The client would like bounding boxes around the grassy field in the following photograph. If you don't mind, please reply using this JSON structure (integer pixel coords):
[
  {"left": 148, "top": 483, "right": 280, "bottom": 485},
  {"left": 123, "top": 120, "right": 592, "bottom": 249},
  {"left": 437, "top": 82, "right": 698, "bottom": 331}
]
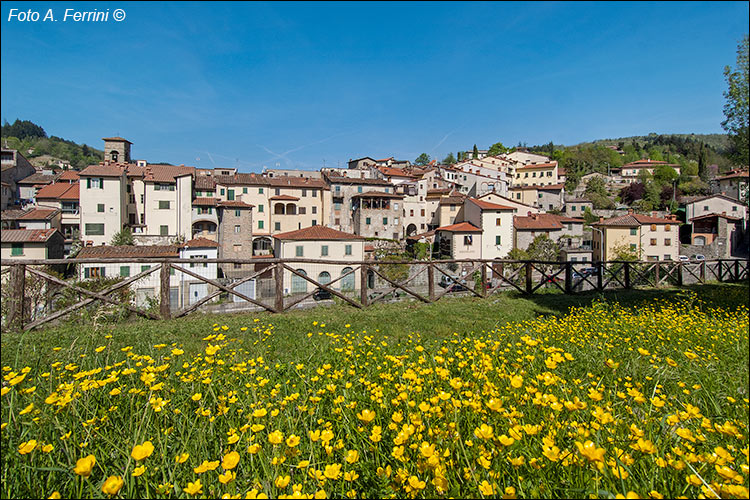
[{"left": 1, "top": 283, "right": 748, "bottom": 498}]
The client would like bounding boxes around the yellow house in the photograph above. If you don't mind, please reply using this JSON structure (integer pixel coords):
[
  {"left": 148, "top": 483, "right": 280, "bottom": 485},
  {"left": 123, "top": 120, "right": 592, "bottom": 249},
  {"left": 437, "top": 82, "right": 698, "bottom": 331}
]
[{"left": 592, "top": 211, "right": 679, "bottom": 262}]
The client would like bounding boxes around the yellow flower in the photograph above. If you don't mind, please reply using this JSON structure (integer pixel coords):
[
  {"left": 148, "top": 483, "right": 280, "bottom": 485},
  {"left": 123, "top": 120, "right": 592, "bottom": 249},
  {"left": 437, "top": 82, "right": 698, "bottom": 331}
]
[
  {"left": 247, "top": 444, "right": 261, "bottom": 454},
  {"left": 408, "top": 476, "right": 426, "bottom": 490},
  {"left": 344, "top": 470, "right": 360, "bottom": 482},
  {"left": 275, "top": 475, "right": 291, "bottom": 488},
  {"left": 227, "top": 434, "right": 240, "bottom": 445},
  {"left": 102, "top": 476, "right": 125, "bottom": 496},
  {"left": 286, "top": 435, "right": 301, "bottom": 448},
  {"left": 48, "top": 492, "right": 61, "bottom": 499},
  {"left": 357, "top": 409, "right": 376, "bottom": 423},
  {"left": 19, "top": 403, "right": 34, "bottom": 415},
  {"left": 74, "top": 454, "right": 96, "bottom": 477},
  {"left": 175, "top": 452, "right": 190, "bottom": 464},
  {"left": 269, "top": 430, "right": 284, "bottom": 445},
  {"left": 575, "top": 440, "right": 606, "bottom": 463},
  {"left": 131, "top": 441, "right": 154, "bottom": 461},
  {"left": 191, "top": 393, "right": 202, "bottom": 402},
  {"left": 324, "top": 463, "right": 342, "bottom": 480},
  {"left": 218, "top": 470, "right": 236, "bottom": 484},
  {"left": 474, "top": 424, "right": 494, "bottom": 440},
  {"left": 253, "top": 408, "right": 267, "bottom": 418},
  {"left": 498, "top": 434, "right": 515, "bottom": 446},
  {"left": 18, "top": 440, "right": 37, "bottom": 454},
  {"left": 605, "top": 358, "right": 620, "bottom": 369},
  {"left": 222, "top": 451, "right": 240, "bottom": 470},
  {"left": 184, "top": 479, "right": 203, "bottom": 496},
  {"left": 510, "top": 375, "right": 523, "bottom": 388},
  {"left": 132, "top": 465, "right": 146, "bottom": 477},
  {"left": 345, "top": 449, "right": 359, "bottom": 464},
  {"left": 42, "top": 444, "right": 54, "bottom": 453},
  {"left": 686, "top": 474, "right": 702, "bottom": 487},
  {"left": 479, "top": 480, "right": 495, "bottom": 495}
]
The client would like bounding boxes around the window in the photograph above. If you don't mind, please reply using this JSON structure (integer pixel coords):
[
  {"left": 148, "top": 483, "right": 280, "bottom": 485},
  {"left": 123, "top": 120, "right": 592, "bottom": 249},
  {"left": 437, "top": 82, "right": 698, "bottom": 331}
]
[
  {"left": 345, "top": 244, "right": 352, "bottom": 256},
  {"left": 665, "top": 224, "right": 671, "bottom": 231},
  {"left": 571, "top": 257, "right": 577, "bottom": 262},
  {"left": 296, "top": 246, "right": 304, "bottom": 257},
  {"left": 630, "top": 244, "right": 637, "bottom": 251},
  {"left": 335, "top": 185, "right": 340, "bottom": 194},
  {"left": 159, "top": 200, "right": 170, "bottom": 209},
  {"left": 197, "top": 207, "right": 212, "bottom": 215},
  {"left": 311, "top": 219, "right": 317, "bottom": 226},
  {"left": 274, "top": 188, "right": 280, "bottom": 196},
  {"left": 630, "top": 228, "right": 637, "bottom": 236},
  {"left": 664, "top": 254, "right": 672, "bottom": 261},
  {"left": 220, "top": 189, "right": 225, "bottom": 195},
  {"left": 258, "top": 204, "right": 264, "bottom": 213},
  {"left": 85, "top": 223, "right": 105, "bottom": 235},
  {"left": 140, "top": 194, "right": 144, "bottom": 204},
  {"left": 274, "top": 222, "right": 281, "bottom": 231},
  {"left": 234, "top": 263, "right": 242, "bottom": 269},
  {"left": 703, "top": 205, "right": 709, "bottom": 211},
  {"left": 243, "top": 187, "right": 248, "bottom": 194},
  {"left": 259, "top": 187, "right": 264, "bottom": 194},
  {"left": 547, "top": 171, "right": 552, "bottom": 177},
  {"left": 394, "top": 203, "right": 399, "bottom": 210},
  {"left": 258, "top": 220, "right": 264, "bottom": 230},
  {"left": 299, "top": 207, "right": 306, "bottom": 215},
  {"left": 464, "top": 235, "right": 473, "bottom": 245},
  {"left": 334, "top": 218, "right": 340, "bottom": 225},
  {"left": 567, "top": 223, "right": 573, "bottom": 230},
  {"left": 321, "top": 245, "right": 328, "bottom": 256},
  {"left": 88, "top": 177, "right": 103, "bottom": 189},
  {"left": 120, "top": 266, "right": 130, "bottom": 277},
  {"left": 383, "top": 217, "right": 388, "bottom": 225},
  {"left": 450, "top": 204, "right": 456, "bottom": 212},
  {"left": 302, "top": 189, "right": 307, "bottom": 197},
  {"left": 334, "top": 202, "right": 342, "bottom": 211},
  {"left": 385, "top": 187, "right": 390, "bottom": 193},
  {"left": 97, "top": 203, "right": 104, "bottom": 213},
  {"left": 410, "top": 209, "right": 414, "bottom": 217},
  {"left": 311, "top": 207, "right": 317, "bottom": 214},
  {"left": 650, "top": 224, "right": 656, "bottom": 231},
  {"left": 227, "top": 189, "right": 235, "bottom": 200},
  {"left": 235, "top": 225, "right": 241, "bottom": 233},
  {"left": 141, "top": 265, "right": 151, "bottom": 272},
  {"left": 366, "top": 217, "right": 371, "bottom": 225},
  {"left": 11, "top": 243, "right": 23, "bottom": 256},
  {"left": 664, "top": 239, "right": 671, "bottom": 246},
  {"left": 650, "top": 238, "right": 657, "bottom": 246},
  {"left": 234, "top": 244, "right": 242, "bottom": 253},
  {"left": 495, "top": 235, "right": 501, "bottom": 245},
  {"left": 140, "top": 214, "right": 145, "bottom": 224},
  {"left": 160, "top": 225, "right": 169, "bottom": 236},
  {"left": 189, "top": 255, "right": 208, "bottom": 268},
  {"left": 732, "top": 206, "right": 738, "bottom": 211},
  {"left": 421, "top": 209, "right": 425, "bottom": 217},
  {"left": 87, "top": 267, "right": 105, "bottom": 278},
  {"left": 129, "top": 195, "right": 135, "bottom": 204}
]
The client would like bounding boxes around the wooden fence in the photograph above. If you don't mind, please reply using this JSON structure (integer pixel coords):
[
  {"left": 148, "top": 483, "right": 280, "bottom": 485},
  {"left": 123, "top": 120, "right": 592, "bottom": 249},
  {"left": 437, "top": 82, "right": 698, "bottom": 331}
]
[{"left": 1, "top": 257, "right": 747, "bottom": 332}]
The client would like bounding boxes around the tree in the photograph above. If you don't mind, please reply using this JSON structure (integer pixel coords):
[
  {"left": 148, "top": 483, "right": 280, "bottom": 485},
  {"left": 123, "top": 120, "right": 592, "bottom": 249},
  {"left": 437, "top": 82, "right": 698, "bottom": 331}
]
[
  {"left": 110, "top": 227, "right": 134, "bottom": 246},
  {"left": 472, "top": 144, "right": 479, "bottom": 158},
  {"left": 620, "top": 182, "right": 646, "bottom": 205},
  {"left": 414, "top": 153, "right": 431, "bottom": 166},
  {"left": 582, "top": 207, "right": 598, "bottom": 226},
  {"left": 722, "top": 35, "right": 749, "bottom": 166},
  {"left": 442, "top": 152, "right": 456, "bottom": 165},
  {"left": 584, "top": 176, "right": 615, "bottom": 209},
  {"left": 652, "top": 165, "right": 679, "bottom": 185},
  {"left": 698, "top": 142, "right": 710, "bottom": 182},
  {"left": 527, "top": 234, "right": 560, "bottom": 263},
  {"left": 488, "top": 142, "right": 509, "bottom": 156},
  {"left": 610, "top": 242, "right": 640, "bottom": 261},
  {"left": 1, "top": 119, "right": 46, "bottom": 140}
]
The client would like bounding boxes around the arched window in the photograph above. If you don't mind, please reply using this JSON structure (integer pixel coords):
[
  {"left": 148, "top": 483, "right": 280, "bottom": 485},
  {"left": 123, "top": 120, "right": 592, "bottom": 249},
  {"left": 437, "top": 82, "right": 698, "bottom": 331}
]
[
  {"left": 111, "top": 151, "right": 118, "bottom": 162},
  {"left": 341, "top": 267, "right": 355, "bottom": 291},
  {"left": 291, "top": 269, "right": 307, "bottom": 294},
  {"left": 274, "top": 203, "right": 285, "bottom": 215},
  {"left": 367, "top": 270, "right": 375, "bottom": 289},
  {"left": 693, "top": 236, "right": 706, "bottom": 246},
  {"left": 286, "top": 203, "right": 297, "bottom": 215},
  {"left": 317, "top": 271, "right": 331, "bottom": 286}
]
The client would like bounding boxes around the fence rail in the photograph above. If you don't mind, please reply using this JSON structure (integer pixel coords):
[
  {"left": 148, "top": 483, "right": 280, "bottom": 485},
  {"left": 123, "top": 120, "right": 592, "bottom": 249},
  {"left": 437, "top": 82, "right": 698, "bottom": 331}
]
[{"left": 1, "top": 257, "right": 747, "bottom": 331}]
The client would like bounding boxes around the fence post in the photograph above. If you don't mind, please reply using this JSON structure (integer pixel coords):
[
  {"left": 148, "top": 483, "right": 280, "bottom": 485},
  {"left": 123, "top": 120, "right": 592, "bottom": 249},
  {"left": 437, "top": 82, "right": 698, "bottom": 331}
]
[
  {"left": 624, "top": 261, "right": 631, "bottom": 289},
  {"left": 525, "top": 262, "right": 533, "bottom": 294},
  {"left": 427, "top": 262, "right": 434, "bottom": 301},
  {"left": 7, "top": 264, "right": 26, "bottom": 330},
  {"left": 160, "top": 261, "right": 171, "bottom": 320},
  {"left": 275, "top": 263, "right": 284, "bottom": 312},
  {"left": 677, "top": 262, "right": 683, "bottom": 287},
  {"left": 596, "top": 261, "right": 603, "bottom": 291},
  {"left": 360, "top": 264, "right": 368, "bottom": 307},
  {"left": 717, "top": 259, "right": 723, "bottom": 282},
  {"left": 480, "top": 262, "right": 487, "bottom": 297},
  {"left": 700, "top": 261, "right": 705, "bottom": 283},
  {"left": 564, "top": 261, "right": 572, "bottom": 294},
  {"left": 654, "top": 262, "right": 660, "bottom": 288},
  {"left": 734, "top": 260, "right": 740, "bottom": 282}
]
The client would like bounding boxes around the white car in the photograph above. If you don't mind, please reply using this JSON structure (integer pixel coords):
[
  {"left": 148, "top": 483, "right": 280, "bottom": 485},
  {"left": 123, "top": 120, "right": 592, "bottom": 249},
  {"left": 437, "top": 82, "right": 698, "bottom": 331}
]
[
  {"left": 694, "top": 254, "right": 705, "bottom": 261},
  {"left": 678, "top": 255, "right": 690, "bottom": 262}
]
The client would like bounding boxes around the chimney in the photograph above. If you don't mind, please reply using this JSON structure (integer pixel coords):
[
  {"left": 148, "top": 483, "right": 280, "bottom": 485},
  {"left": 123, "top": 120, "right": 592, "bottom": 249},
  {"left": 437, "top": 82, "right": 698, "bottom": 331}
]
[
  {"left": 599, "top": 216, "right": 604, "bottom": 223},
  {"left": 652, "top": 211, "right": 657, "bottom": 218},
  {"left": 628, "top": 208, "right": 634, "bottom": 215}
]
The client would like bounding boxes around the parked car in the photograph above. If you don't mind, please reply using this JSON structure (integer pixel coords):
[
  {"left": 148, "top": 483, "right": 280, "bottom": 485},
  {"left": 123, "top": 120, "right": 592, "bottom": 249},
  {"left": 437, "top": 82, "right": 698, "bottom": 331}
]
[
  {"left": 693, "top": 254, "right": 705, "bottom": 261},
  {"left": 438, "top": 275, "right": 459, "bottom": 288},
  {"left": 313, "top": 288, "right": 332, "bottom": 301},
  {"left": 580, "top": 266, "right": 599, "bottom": 276},
  {"left": 678, "top": 255, "right": 690, "bottom": 262}
]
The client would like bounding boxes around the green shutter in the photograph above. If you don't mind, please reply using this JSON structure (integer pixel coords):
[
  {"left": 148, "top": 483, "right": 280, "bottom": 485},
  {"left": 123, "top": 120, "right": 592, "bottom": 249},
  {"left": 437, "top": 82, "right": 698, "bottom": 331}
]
[
  {"left": 258, "top": 220, "right": 264, "bottom": 229},
  {"left": 100, "top": 178, "right": 104, "bottom": 189},
  {"left": 11, "top": 243, "right": 23, "bottom": 256}
]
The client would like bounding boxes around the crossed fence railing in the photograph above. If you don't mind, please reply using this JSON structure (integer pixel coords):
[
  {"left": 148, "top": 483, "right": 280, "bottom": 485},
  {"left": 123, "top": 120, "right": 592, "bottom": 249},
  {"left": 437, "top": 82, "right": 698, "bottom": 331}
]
[{"left": 1, "top": 257, "right": 747, "bottom": 331}]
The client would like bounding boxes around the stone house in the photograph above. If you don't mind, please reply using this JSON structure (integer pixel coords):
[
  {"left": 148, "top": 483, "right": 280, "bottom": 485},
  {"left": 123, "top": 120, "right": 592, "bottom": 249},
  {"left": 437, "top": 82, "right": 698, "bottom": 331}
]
[
  {"left": 1, "top": 228, "right": 65, "bottom": 261},
  {"left": 513, "top": 213, "right": 585, "bottom": 252},
  {"left": 351, "top": 191, "right": 404, "bottom": 239},
  {"left": 592, "top": 211, "right": 679, "bottom": 262}
]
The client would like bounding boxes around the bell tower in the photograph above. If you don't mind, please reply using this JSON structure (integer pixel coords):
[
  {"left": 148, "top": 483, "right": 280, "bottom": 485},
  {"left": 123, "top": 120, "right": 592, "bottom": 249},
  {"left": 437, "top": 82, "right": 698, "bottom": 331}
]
[{"left": 102, "top": 136, "right": 132, "bottom": 164}]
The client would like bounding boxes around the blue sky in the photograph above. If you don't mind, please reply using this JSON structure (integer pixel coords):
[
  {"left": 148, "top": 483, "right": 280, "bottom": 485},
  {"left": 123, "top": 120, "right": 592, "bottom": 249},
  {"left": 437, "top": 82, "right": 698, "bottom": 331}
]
[{"left": 1, "top": 1, "right": 748, "bottom": 172}]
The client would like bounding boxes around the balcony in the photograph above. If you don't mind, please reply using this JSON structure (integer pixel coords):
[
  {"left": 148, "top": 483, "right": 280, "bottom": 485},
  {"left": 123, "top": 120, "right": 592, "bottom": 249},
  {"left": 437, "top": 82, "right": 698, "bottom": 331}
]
[{"left": 191, "top": 208, "right": 218, "bottom": 225}]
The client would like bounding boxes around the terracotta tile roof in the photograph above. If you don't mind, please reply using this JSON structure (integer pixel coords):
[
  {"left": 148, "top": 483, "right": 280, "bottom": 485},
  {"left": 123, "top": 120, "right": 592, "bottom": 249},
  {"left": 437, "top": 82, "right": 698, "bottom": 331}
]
[
  {"left": 192, "top": 197, "right": 219, "bottom": 206},
  {"left": 537, "top": 183, "right": 565, "bottom": 191},
  {"left": 351, "top": 190, "right": 403, "bottom": 199},
  {"left": 426, "top": 188, "right": 452, "bottom": 195},
  {"left": 57, "top": 170, "right": 80, "bottom": 181},
  {"left": 266, "top": 176, "right": 327, "bottom": 189},
  {"left": 1, "top": 228, "right": 60, "bottom": 243},
  {"left": 623, "top": 160, "right": 679, "bottom": 168},
  {"left": 594, "top": 213, "right": 675, "bottom": 227},
  {"left": 77, "top": 245, "right": 180, "bottom": 258},
  {"left": 35, "top": 182, "right": 78, "bottom": 200},
  {"left": 477, "top": 192, "right": 536, "bottom": 209},
  {"left": 689, "top": 213, "right": 743, "bottom": 222},
  {"left": 435, "top": 222, "right": 482, "bottom": 233},
  {"left": 17, "top": 173, "right": 59, "bottom": 185},
  {"left": 218, "top": 200, "right": 254, "bottom": 208},
  {"left": 184, "top": 237, "right": 220, "bottom": 248},
  {"left": 194, "top": 176, "right": 216, "bottom": 190},
  {"left": 716, "top": 170, "right": 749, "bottom": 180},
  {"left": 214, "top": 173, "right": 267, "bottom": 186},
  {"left": 274, "top": 225, "right": 364, "bottom": 241},
  {"left": 517, "top": 161, "right": 558, "bottom": 170},
  {"left": 406, "top": 230, "right": 436, "bottom": 240},
  {"left": 19, "top": 208, "right": 60, "bottom": 220},
  {"left": 102, "top": 137, "right": 133, "bottom": 144},
  {"left": 143, "top": 165, "right": 194, "bottom": 183},
  {"left": 60, "top": 183, "right": 80, "bottom": 201},
  {"left": 467, "top": 198, "right": 515, "bottom": 211},
  {"left": 324, "top": 174, "right": 392, "bottom": 186},
  {"left": 1, "top": 209, "right": 31, "bottom": 221},
  {"left": 686, "top": 193, "right": 743, "bottom": 205},
  {"left": 513, "top": 213, "right": 584, "bottom": 230},
  {"left": 438, "top": 192, "right": 467, "bottom": 205},
  {"left": 378, "top": 166, "right": 418, "bottom": 178},
  {"left": 80, "top": 164, "right": 126, "bottom": 177},
  {"left": 269, "top": 194, "right": 300, "bottom": 201}
]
